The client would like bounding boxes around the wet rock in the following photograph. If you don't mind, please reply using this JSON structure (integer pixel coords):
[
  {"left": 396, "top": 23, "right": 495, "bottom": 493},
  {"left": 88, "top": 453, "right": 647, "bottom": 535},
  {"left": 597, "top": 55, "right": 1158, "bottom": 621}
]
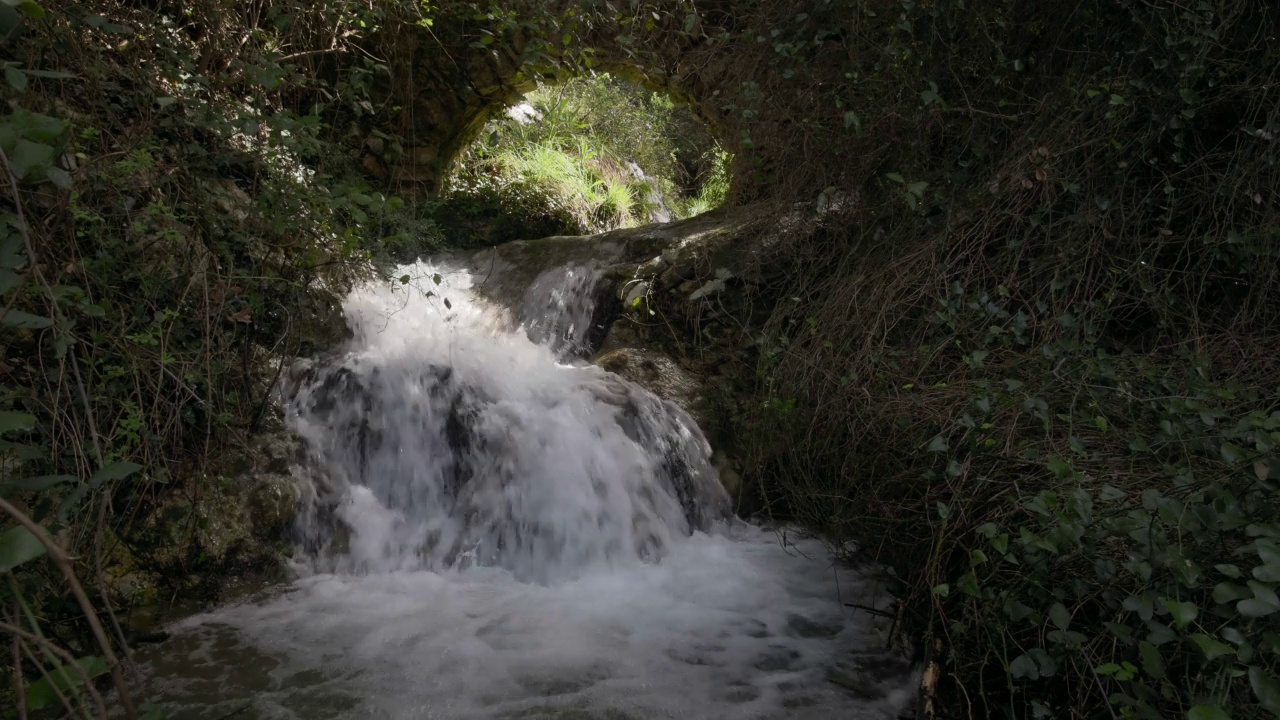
[{"left": 594, "top": 348, "right": 706, "bottom": 425}]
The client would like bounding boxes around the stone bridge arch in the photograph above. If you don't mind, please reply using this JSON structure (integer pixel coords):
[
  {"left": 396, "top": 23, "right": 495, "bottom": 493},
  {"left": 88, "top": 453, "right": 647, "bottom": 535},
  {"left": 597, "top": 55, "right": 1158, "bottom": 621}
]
[{"left": 369, "top": 13, "right": 726, "bottom": 196}]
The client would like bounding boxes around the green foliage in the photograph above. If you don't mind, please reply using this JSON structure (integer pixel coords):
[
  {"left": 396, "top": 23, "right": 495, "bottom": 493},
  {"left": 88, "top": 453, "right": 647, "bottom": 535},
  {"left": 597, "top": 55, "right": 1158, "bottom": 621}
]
[
  {"left": 0, "top": 0, "right": 441, "bottom": 712},
  {"left": 703, "top": 0, "right": 1280, "bottom": 718},
  {"left": 441, "top": 73, "right": 725, "bottom": 244}
]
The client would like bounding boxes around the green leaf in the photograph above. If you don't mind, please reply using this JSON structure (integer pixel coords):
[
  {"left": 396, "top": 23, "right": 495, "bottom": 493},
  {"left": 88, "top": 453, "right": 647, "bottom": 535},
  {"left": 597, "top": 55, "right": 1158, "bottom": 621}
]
[
  {"left": 1100, "top": 484, "right": 1126, "bottom": 501},
  {"left": 23, "top": 70, "right": 73, "bottom": 80},
  {"left": 1046, "top": 457, "right": 1074, "bottom": 478},
  {"left": 842, "top": 111, "right": 861, "bottom": 134},
  {"left": 7, "top": 139, "right": 55, "bottom": 179},
  {"left": 1162, "top": 598, "right": 1198, "bottom": 628},
  {"left": 0, "top": 525, "right": 45, "bottom": 572},
  {"left": 44, "top": 166, "right": 71, "bottom": 189},
  {"left": 1238, "top": 598, "right": 1278, "bottom": 618},
  {"left": 10, "top": 0, "right": 42, "bottom": 19},
  {"left": 432, "top": 273, "right": 442, "bottom": 285},
  {"left": 1188, "top": 705, "right": 1231, "bottom": 720},
  {"left": 1220, "top": 442, "right": 1246, "bottom": 464},
  {"left": 1258, "top": 540, "right": 1280, "bottom": 565},
  {"left": 885, "top": 172, "right": 905, "bottom": 184},
  {"left": 55, "top": 482, "right": 90, "bottom": 522},
  {"left": 1250, "top": 665, "right": 1280, "bottom": 717},
  {"left": 1252, "top": 581, "right": 1280, "bottom": 607},
  {"left": 1216, "top": 564, "right": 1242, "bottom": 578},
  {"left": 399, "top": 274, "right": 411, "bottom": 285},
  {"left": 1214, "top": 582, "right": 1252, "bottom": 604},
  {"left": 2, "top": 474, "right": 75, "bottom": 492},
  {"left": 0, "top": 268, "right": 19, "bottom": 295},
  {"left": 0, "top": 411, "right": 36, "bottom": 433},
  {"left": 8, "top": 110, "right": 65, "bottom": 143},
  {"left": 24, "top": 656, "right": 108, "bottom": 711},
  {"left": 1049, "top": 602, "right": 1070, "bottom": 631},
  {"left": 89, "top": 461, "right": 143, "bottom": 485},
  {"left": 926, "top": 435, "right": 948, "bottom": 452},
  {"left": 932, "top": 583, "right": 949, "bottom": 597},
  {"left": 1139, "top": 640, "right": 1165, "bottom": 679},
  {"left": 0, "top": 309, "right": 52, "bottom": 328},
  {"left": 1009, "top": 653, "right": 1039, "bottom": 680},
  {"left": 5, "top": 66, "right": 26, "bottom": 92},
  {"left": 1254, "top": 564, "right": 1280, "bottom": 583},
  {"left": 1190, "top": 634, "right": 1234, "bottom": 662}
]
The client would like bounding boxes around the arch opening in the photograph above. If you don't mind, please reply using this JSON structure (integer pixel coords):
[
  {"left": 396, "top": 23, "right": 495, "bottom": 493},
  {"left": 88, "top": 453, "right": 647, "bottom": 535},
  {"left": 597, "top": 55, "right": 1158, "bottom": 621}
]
[{"left": 428, "top": 73, "right": 731, "bottom": 247}]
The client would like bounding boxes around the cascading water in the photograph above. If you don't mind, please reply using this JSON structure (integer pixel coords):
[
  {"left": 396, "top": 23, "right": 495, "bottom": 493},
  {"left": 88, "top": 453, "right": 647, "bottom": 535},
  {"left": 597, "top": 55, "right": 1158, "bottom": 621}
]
[{"left": 135, "top": 258, "right": 916, "bottom": 719}]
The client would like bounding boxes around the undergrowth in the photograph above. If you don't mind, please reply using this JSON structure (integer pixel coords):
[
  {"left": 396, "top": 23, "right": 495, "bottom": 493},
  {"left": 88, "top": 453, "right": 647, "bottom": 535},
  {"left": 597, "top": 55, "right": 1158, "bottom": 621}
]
[
  {"left": 0, "top": 0, "right": 436, "bottom": 714},
  {"left": 709, "top": 1, "right": 1280, "bottom": 718}
]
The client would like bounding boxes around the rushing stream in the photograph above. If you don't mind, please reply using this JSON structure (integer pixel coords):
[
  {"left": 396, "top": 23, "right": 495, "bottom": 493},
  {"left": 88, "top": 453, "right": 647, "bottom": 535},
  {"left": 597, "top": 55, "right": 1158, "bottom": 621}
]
[{"left": 135, "top": 258, "right": 916, "bottom": 719}]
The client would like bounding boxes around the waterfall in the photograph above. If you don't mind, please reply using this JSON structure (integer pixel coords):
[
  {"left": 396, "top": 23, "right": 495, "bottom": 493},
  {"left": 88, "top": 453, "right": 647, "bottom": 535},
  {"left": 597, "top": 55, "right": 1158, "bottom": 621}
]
[
  {"left": 135, "top": 256, "right": 915, "bottom": 720},
  {"left": 284, "top": 261, "right": 729, "bottom": 582}
]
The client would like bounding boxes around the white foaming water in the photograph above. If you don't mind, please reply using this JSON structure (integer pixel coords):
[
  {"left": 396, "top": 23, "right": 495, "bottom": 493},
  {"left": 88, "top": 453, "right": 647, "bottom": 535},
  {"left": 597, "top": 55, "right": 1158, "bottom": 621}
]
[{"left": 136, "top": 260, "right": 914, "bottom": 719}]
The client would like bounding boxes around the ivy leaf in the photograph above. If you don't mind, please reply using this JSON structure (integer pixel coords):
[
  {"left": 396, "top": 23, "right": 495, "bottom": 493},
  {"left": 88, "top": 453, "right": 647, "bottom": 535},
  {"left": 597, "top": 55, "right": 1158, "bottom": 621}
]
[
  {"left": 1139, "top": 640, "right": 1165, "bottom": 679},
  {"left": 842, "top": 111, "right": 861, "bottom": 134},
  {"left": 5, "top": 0, "right": 44, "bottom": 19},
  {"left": 1214, "top": 583, "right": 1252, "bottom": 604},
  {"left": 24, "top": 656, "right": 109, "bottom": 711},
  {"left": 8, "top": 139, "right": 55, "bottom": 179},
  {"left": 1238, "top": 598, "right": 1279, "bottom": 618},
  {"left": 1009, "top": 653, "right": 1039, "bottom": 680},
  {"left": 0, "top": 525, "right": 46, "bottom": 572},
  {"left": 1123, "top": 593, "right": 1154, "bottom": 620},
  {"left": 2, "top": 474, "right": 75, "bottom": 492},
  {"left": 89, "top": 461, "right": 143, "bottom": 486},
  {"left": 23, "top": 70, "right": 74, "bottom": 80},
  {"left": 926, "top": 435, "right": 948, "bottom": 452},
  {"left": 0, "top": 268, "right": 19, "bottom": 295},
  {"left": 44, "top": 166, "right": 72, "bottom": 189},
  {"left": 1046, "top": 457, "right": 1074, "bottom": 478},
  {"left": 1188, "top": 706, "right": 1232, "bottom": 720},
  {"left": 0, "top": 411, "right": 36, "bottom": 433},
  {"left": 1250, "top": 665, "right": 1280, "bottom": 717},
  {"left": 1258, "top": 540, "right": 1280, "bottom": 565},
  {"left": 1220, "top": 442, "right": 1246, "bottom": 464},
  {"left": 5, "top": 66, "right": 27, "bottom": 92},
  {"left": 0, "top": 309, "right": 53, "bottom": 328},
  {"left": 1189, "top": 634, "right": 1233, "bottom": 662},
  {"left": 1162, "top": 598, "right": 1198, "bottom": 629},
  {"left": 1049, "top": 602, "right": 1070, "bottom": 631},
  {"left": 9, "top": 109, "right": 65, "bottom": 142},
  {"left": 1254, "top": 564, "right": 1280, "bottom": 583}
]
